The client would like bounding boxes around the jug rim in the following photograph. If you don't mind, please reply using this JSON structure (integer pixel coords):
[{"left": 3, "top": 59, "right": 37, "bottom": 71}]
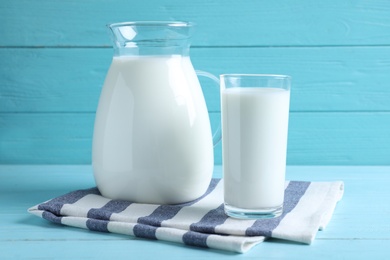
[{"left": 108, "top": 21, "right": 194, "bottom": 29}]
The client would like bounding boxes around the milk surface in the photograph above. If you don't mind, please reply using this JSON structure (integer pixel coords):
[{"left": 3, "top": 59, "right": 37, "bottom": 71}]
[
  {"left": 222, "top": 87, "right": 290, "bottom": 209},
  {"left": 92, "top": 55, "right": 213, "bottom": 204}
]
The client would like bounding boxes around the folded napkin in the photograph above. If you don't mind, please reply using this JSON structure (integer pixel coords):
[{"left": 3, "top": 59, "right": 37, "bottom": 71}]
[{"left": 28, "top": 179, "right": 344, "bottom": 253}]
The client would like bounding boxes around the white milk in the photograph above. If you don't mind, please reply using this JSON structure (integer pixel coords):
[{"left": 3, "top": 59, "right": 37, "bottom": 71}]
[
  {"left": 92, "top": 55, "right": 213, "bottom": 204},
  {"left": 222, "top": 87, "right": 290, "bottom": 209}
]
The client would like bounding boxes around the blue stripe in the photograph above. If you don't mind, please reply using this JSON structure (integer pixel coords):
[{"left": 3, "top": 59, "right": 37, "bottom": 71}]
[
  {"left": 41, "top": 211, "right": 63, "bottom": 224},
  {"left": 87, "top": 200, "right": 133, "bottom": 220},
  {"left": 38, "top": 187, "right": 100, "bottom": 216},
  {"left": 182, "top": 231, "right": 209, "bottom": 248},
  {"left": 86, "top": 219, "right": 110, "bottom": 232},
  {"left": 133, "top": 179, "right": 220, "bottom": 242},
  {"left": 137, "top": 179, "right": 220, "bottom": 227},
  {"left": 189, "top": 203, "right": 227, "bottom": 233},
  {"left": 245, "top": 181, "right": 310, "bottom": 237},
  {"left": 133, "top": 224, "right": 158, "bottom": 240},
  {"left": 86, "top": 200, "right": 133, "bottom": 232}
]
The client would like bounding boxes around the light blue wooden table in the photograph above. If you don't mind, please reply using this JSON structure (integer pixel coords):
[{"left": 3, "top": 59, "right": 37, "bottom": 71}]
[{"left": 1, "top": 165, "right": 389, "bottom": 259}]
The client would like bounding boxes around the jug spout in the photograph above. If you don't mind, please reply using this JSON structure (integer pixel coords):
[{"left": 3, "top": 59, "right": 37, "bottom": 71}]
[{"left": 108, "top": 21, "right": 194, "bottom": 56}]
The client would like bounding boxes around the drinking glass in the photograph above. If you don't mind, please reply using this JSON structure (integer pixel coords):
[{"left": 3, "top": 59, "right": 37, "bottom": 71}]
[{"left": 221, "top": 74, "right": 291, "bottom": 219}]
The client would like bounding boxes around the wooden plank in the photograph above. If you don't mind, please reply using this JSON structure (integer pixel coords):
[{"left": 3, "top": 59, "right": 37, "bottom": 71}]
[
  {"left": 193, "top": 46, "right": 390, "bottom": 112},
  {"left": 1, "top": 112, "right": 389, "bottom": 165},
  {"left": 2, "top": 0, "right": 390, "bottom": 47},
  {"left": 0, "top": 240, "right": 390, "bottom": 260},
  {"left": 1, "top": 239, "right": 389, "bottom": 259},
  {"left": 0, "top": 48, "right": 110, "bottom": 113},
  {"left": 288, "top": 111, "right": 390, "bottom": 165},
  {"left": 1, "top": 165, "right": 390, "bottom": 259},
  {"left": 2, "top": 46, "right": 390, "bottom": 112},
  {"left": 0, "top": 113, "right": 94, "bottom": 164}
]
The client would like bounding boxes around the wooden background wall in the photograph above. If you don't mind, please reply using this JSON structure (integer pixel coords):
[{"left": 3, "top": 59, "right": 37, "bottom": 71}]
[{"left": 1, "top": 0, "right": 390, "bottom": 165}]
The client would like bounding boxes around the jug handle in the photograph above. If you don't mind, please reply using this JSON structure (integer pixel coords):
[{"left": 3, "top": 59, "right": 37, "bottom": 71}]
[{"left": 195, "top": 70, "right": 222, "bottom": 147}]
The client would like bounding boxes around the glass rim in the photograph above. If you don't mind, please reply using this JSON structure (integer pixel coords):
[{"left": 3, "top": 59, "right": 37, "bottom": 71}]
[
  {"left": 108, "top": 21, "right": 194, "bottom": 29},
  {"left": 220, "top": 74, "right": 291, "bottom": 80}
]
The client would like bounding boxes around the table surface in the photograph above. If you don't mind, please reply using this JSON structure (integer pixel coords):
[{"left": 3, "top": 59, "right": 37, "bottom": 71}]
[{"left": 1, "top": 165, "right": 389, "bottom": 259}]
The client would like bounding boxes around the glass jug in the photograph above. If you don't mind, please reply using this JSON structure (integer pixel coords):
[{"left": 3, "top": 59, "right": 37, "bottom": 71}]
[{"left": 92, "top": 21, "right": 220, "bottom": 204}]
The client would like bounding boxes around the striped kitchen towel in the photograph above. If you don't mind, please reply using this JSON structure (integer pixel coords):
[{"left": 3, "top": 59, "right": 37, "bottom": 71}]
[{"left": 28, "top": 179, "right": 344, "bottom": 253}]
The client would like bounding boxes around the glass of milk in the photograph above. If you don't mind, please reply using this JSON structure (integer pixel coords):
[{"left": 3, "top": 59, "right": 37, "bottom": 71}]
[{"left": 221, "top": 74, "right": 291, "bottom": 219}]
